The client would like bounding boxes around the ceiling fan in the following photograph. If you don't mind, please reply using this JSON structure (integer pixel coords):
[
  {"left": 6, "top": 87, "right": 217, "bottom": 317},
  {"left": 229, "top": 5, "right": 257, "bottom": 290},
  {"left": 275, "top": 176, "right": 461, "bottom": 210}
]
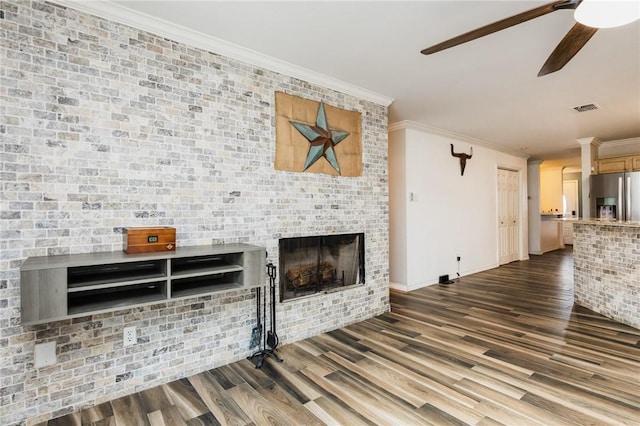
[{"left": 421, "top": 0, "right": 640, "bottom": 77}]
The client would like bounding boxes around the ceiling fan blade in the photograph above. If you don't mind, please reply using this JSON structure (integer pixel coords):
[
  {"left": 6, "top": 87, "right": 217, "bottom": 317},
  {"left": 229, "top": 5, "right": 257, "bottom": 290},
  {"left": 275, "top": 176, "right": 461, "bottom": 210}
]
[
  {"left": 538, "top": 23, "right": 598, "bottom": 76},
  {"left": 421, "top": 0, "right": 580, "bottom": 55}
]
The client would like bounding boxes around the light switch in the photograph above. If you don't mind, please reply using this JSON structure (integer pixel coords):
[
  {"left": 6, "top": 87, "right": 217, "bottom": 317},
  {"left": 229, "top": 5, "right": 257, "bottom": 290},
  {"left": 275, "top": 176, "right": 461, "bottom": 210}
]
[{"left": 34, "top": 341, "right": 56, "bottom": 368}]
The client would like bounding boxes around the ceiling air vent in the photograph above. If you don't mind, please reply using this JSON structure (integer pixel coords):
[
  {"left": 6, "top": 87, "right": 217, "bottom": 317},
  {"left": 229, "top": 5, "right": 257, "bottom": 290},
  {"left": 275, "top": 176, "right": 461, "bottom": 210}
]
[{"left": 573, "top": 103, "right": 599, "bottom": 112}]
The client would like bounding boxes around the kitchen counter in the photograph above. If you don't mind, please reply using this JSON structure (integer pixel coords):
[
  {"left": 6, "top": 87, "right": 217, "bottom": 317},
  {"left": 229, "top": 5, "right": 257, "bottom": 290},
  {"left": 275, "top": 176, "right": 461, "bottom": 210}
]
[
  {"left": 573, "top": 221, "right": 640, "bottom": 329},
  {"left": 551, "top": 217, "right": 578, "bottom": 245},
  {"left": 537, "top": 214, "right": 564, "bottom": 253},
  {"left": 573, "top": 219, "right": 640, "bottom": 228}
]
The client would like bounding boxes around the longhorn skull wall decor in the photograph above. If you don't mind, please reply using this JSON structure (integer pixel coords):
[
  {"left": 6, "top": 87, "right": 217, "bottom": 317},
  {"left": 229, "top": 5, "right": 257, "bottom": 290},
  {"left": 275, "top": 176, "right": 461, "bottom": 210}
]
[{"left": 451, "top": 144, "right": 473, "bottom": 176}]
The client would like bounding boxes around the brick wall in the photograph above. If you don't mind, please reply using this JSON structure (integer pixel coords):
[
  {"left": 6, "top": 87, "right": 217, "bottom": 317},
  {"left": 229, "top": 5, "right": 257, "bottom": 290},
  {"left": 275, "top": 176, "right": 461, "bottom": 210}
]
[
  {"left": 573, "top": 222, "right": 640, "bottom": 329},
  {"left": 0, "top": 2, "right": 390, "bottom": 424}
]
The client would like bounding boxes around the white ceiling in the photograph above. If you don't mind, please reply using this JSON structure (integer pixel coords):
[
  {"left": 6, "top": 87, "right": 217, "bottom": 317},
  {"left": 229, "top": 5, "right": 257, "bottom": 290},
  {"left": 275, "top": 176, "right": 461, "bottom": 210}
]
[{"left": 62, "top": 1, "right": 640, "bottom": 160}]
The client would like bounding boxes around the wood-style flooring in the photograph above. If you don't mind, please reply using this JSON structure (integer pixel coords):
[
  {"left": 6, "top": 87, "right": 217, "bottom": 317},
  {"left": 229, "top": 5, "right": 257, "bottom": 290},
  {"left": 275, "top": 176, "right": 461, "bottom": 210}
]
[{"left": 39, "top": 248, "right": 640, "bottom": 425}]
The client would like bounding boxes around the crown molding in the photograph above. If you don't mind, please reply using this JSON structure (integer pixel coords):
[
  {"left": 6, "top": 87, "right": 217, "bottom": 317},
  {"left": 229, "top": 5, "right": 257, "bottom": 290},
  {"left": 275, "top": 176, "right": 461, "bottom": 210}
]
[
  {"left": 576, "top": 137, "right": 602, "bottom": 147},
  {"left": 49, "top": 0, "right": 394, "bottom": 107},
  {"left": 599, "top": 136, "right": 640, "bottom": 148},
  {"left": 388, "top": 120, "right": 529, "bottom": 159}
]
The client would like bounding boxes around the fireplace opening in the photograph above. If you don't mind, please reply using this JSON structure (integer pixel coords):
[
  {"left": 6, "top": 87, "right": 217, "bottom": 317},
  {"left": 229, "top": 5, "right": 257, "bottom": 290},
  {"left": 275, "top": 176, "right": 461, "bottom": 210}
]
[{"left": 279, "top": 233, "right": 365, "bottom": 302}]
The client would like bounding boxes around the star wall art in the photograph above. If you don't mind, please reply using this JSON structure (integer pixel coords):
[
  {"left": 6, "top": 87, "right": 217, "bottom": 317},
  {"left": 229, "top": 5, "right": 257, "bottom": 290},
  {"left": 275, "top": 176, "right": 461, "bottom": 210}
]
[
  {"left": 290, "top": 102, "right": 349, "bottom": 174},
  {"left": 274, "top": 92, "right": 362, "bottom": 176}
]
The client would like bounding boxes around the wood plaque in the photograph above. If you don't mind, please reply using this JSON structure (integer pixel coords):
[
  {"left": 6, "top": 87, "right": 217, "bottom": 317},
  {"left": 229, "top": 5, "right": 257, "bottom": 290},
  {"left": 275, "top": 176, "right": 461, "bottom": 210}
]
[{"left": 274, "top": 92, "right": 362, "bottom": 176}]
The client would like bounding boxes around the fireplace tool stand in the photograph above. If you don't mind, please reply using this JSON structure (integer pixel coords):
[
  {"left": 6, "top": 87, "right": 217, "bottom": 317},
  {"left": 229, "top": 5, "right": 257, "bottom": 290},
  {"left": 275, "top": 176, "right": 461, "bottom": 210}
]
[{"left": 248, "top": 262, "right": 283, "bottom": 368}]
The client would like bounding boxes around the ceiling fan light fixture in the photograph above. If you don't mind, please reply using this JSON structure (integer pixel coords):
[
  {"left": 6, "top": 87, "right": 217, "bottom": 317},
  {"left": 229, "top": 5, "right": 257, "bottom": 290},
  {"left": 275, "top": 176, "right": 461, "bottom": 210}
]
[{"left": 574, "top": 0, "right": 640, "bottom": 28}]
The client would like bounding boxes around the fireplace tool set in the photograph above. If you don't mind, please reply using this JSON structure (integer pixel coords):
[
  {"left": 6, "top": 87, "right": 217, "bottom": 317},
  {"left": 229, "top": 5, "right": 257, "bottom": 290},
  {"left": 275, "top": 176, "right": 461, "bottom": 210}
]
[{"left": 248, "top": 262, "right": 282, "bottom": 368}]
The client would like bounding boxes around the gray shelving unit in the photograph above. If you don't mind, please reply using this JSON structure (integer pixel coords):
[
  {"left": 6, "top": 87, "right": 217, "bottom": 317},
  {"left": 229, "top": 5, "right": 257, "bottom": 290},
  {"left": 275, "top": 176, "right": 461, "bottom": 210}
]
[{"left": 20, "top": 244, "right": 266, "bottom": 325}]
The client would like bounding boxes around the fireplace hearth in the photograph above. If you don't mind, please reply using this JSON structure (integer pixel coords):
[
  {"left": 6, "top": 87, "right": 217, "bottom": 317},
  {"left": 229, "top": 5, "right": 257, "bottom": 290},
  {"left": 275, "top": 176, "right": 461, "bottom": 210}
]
[{"left": 279, "top": 233, "right": 364, "bottom": 301}]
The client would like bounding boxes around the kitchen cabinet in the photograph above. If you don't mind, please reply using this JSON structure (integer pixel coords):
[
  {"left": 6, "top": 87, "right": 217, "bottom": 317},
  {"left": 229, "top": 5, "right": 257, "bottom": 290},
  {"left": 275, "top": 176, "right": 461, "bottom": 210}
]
[
  {"left": 539, "top": 215, "right": 564, "bottom": 253},
  {"left": 596, "top": 155, "right": 640, "bottom": 174},
  {"left": 562, "top": 221, "right": 574, "bottom": 245},
  {"left": 20, "top": 243, "right": 265, "bottom": 325}
]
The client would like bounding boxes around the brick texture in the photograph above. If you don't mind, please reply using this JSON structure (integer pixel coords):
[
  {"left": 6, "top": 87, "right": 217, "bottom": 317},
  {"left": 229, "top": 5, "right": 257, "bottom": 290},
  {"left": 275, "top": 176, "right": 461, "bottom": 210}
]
[
  {"left": 0, "top": 1, "right": 390, "bottom": 424},
  {"left": 573, "top": 222, "right": 640, "bottom": 329}
]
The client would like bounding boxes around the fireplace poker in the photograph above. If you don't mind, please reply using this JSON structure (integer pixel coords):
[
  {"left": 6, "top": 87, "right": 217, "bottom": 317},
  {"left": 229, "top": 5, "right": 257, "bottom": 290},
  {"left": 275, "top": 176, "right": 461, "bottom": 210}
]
[
  {"left": 266, "top": 262, "right": 279, "bottom": 351},
  {"left": 249, "top": 286, "right": 261, "bottom": 349}
]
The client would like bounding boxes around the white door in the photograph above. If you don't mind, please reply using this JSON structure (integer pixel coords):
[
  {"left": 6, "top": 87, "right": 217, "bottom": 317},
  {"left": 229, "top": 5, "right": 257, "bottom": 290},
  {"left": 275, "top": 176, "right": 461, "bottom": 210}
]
[{"left": 498, "top": 169, "right": 520, "bottom": 265}]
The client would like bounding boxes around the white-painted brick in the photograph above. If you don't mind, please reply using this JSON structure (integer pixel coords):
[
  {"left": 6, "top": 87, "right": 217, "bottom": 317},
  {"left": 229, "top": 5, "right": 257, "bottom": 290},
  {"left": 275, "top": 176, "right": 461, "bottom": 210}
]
[
  {"left": 573, "top": 223, "right": 640, "bottom": 329},
  {"left": 1, "top": 1, "right": 389, "bottom": 424}
]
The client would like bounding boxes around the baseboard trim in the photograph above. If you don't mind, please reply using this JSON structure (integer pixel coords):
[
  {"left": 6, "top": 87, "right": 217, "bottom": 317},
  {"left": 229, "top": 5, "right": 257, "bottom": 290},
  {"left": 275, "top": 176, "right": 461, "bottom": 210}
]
[{"left": 393, "top": 262, "right": 502, "bottom": 292}]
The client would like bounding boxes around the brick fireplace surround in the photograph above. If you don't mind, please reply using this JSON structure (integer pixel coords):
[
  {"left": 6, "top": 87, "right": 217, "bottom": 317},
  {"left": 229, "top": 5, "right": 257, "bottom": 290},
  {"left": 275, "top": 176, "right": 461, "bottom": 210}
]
[{"left": 0, "top": 2, "right": 390, "bottom": 424}]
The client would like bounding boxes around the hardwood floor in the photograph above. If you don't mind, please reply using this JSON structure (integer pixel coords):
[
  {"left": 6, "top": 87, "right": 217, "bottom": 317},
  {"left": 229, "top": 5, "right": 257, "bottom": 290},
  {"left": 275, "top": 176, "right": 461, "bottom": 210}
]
[{"left": 40, "top": 248, "right": 640, "bottom": 425}]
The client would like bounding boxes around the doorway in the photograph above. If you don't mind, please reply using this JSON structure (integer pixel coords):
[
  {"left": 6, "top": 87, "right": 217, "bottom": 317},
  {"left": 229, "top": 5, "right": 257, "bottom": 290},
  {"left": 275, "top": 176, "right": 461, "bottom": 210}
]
[
  {"left": 498, "top": 168, "right": 520, "bottom": 265},
  {"left": 562, "top": 180, "right": 579, "bottom": 217}
]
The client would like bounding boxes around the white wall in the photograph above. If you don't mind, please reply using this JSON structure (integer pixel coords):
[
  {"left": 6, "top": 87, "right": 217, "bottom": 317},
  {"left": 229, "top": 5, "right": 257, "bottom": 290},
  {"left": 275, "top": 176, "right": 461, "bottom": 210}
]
[
  {"left": 540, "top": 166, "right": 563, "bottom": 213},
  {"left": 528, "top": 161, "right": 542, "bottom": 254},
  {"left": 388, "top": 129, "right": 408, "bottom": 287},
  {"left": 389, "top": 123, "right": 528, "bottom": 291}
]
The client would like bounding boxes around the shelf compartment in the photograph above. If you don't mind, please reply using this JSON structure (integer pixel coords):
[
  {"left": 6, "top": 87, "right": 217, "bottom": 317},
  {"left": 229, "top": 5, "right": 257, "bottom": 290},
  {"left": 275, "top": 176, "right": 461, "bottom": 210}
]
[
  {"left": 68, "top": 260, "right": 166, "bottom": 289},
  {"left": 21, "top": 243, "right": 266, "bottom": 325},
  {"left": 171, "top": 253, "right": 243, "bottom": 278},
  {"left": 171, "top": 272, "right": 242, "bottom": 299},
  {"left": 68, "top": 280, "right": 167, "bottom": 315},
  {"left": 67, "top": 277, "right": 167, "bottom": 293}
]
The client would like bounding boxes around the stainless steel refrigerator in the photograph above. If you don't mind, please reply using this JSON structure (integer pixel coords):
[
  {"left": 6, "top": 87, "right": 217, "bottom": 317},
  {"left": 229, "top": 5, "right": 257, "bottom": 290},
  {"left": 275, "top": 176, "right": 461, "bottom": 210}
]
[{"left": 590, "top": 172, "right": 640, "bottom": 221}]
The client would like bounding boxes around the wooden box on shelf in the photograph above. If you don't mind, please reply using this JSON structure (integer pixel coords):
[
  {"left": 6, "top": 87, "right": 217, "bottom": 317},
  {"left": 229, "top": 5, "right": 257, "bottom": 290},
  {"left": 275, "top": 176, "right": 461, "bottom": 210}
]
[{"left": 124, "top": 227, "right": 176, "bottom": 254}]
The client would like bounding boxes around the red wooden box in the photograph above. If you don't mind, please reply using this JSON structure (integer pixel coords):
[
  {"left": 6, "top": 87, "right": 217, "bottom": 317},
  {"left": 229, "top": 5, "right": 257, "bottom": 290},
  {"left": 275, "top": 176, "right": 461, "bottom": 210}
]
[{"left": 123, "top": 227, "right": 176, "bottom": 254}]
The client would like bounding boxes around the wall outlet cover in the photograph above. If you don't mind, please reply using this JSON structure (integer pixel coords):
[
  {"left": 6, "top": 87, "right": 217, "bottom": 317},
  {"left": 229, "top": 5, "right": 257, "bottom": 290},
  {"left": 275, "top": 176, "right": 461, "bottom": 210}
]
[
  {"left": 123, "top": 326, "right": 137, "bottom": 347},
  {"left": 34, "top": 341, "right": 56, "bottom": 368}
]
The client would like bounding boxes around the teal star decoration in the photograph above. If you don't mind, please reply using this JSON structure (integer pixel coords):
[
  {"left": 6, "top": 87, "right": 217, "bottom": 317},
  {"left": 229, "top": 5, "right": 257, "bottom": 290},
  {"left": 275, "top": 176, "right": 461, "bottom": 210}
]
[{"left": 289, "top": 102, "right": 350, "bottom": 174}]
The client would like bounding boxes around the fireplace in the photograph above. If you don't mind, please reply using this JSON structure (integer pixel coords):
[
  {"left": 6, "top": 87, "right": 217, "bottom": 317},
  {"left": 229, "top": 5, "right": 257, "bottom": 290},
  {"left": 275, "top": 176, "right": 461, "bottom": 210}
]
[{"left": 279, "top": 233, "right": 365, "bottom": 301}]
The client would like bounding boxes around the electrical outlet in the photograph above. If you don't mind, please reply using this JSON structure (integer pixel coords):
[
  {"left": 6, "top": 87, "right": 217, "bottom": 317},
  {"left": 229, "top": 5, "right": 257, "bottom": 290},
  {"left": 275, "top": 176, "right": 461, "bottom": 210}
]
[
  {"left": 34, "top": 341, "right": 57, "bottom": 368},
  {"left": 123, "top": 326, "right": 136, "bottom": 347}
]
